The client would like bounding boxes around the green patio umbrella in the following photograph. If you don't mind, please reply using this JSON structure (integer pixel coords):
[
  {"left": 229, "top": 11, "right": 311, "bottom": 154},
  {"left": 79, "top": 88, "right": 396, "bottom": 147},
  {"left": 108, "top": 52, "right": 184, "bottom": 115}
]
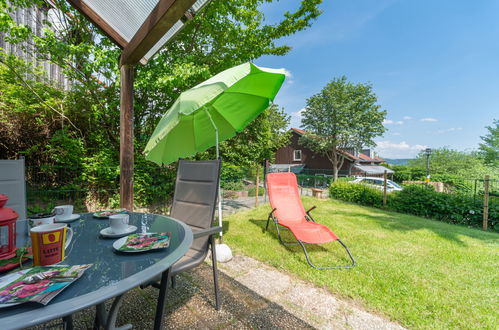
[
  {"left": 144, "top": 62, "right": 286, "bottom": 244},
  {"left": 144, "top": 62, "right": 286, "bottom": 164}
]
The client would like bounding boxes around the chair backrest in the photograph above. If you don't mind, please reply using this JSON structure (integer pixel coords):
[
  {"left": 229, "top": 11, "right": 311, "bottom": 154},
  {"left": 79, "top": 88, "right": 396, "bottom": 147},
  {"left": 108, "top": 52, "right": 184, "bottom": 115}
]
[
  {"left": 170, "top": 159, "right": 221, "bottom": 252},
  {"left": 266, "top": 172, "right": 307, "bottom": 225},
  {"left": 0, "top": 158, "right": 27, "bottom": 221}
]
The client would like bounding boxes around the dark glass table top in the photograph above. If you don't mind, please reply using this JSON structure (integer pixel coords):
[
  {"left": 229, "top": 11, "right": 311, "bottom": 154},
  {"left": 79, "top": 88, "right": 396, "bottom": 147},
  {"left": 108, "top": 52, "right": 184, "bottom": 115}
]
[{"left": 0, "top": 212, "right": 193, "bottom": 329}]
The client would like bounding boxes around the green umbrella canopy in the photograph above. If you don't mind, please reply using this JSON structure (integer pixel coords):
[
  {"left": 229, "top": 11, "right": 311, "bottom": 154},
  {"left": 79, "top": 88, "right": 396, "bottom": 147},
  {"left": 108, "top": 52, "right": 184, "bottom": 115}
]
[{"left": 144, "top": 62, "right": 286, "bottom": 165}]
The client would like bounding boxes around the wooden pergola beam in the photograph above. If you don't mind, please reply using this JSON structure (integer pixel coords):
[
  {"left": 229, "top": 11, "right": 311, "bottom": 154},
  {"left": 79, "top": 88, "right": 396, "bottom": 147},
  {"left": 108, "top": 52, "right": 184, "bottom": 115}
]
[
  {"left": 66, "top": 0, "right": 128, "bottom": 48},
  {"left": 120, "top": 0, "right": 197, "bottom": 66}
]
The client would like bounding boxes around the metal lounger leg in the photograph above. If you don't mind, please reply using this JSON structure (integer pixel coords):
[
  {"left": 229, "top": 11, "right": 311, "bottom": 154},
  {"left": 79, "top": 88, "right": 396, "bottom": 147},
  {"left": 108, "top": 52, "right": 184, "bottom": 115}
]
[
  {"left": 298, "top": 239, "right": 356, "bottom": 269},
  {"left": 273, "top": 222, "right": 301, "bottom": 246},
  {"left": 210, "top": 235, "right": 221, "bottom": 310},
  {"left": 154, "top": 268, "right": 171, "bottom": 330},
  {"left": 265, "top": 208, "right": 277, "bottom": 231}
]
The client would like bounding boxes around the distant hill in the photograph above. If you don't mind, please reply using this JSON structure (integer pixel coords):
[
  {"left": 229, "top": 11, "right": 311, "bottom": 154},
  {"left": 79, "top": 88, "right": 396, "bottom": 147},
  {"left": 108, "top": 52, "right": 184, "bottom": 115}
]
[{"left": 384, "top": 158, "right": 413, "bottom": 166}]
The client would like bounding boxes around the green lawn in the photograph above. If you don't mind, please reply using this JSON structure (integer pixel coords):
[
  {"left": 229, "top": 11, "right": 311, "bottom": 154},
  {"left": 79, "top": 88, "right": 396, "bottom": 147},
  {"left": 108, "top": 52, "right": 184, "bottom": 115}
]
[{"left": 223, "top": 197, "right": 499, "bottom": 329}]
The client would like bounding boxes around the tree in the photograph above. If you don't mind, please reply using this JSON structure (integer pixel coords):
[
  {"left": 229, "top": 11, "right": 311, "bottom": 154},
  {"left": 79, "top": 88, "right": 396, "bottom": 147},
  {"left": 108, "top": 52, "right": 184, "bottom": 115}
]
[
  {"left": 0, "top": 0, "right": 322, "bottom": 167},
  {"left": 479, "top": 119, "right": 498, "bottom": 167},
  {"left": 219, "top": 104, "right": 290, "bottom": 166},
  {"left": 300, "top": 76, "right": 386, "bottom": 181}
]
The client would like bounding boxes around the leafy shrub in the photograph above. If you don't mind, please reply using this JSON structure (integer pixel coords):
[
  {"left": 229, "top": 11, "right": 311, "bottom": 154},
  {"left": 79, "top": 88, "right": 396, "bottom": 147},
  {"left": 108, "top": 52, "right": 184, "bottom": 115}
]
[
  {"left": 247, "top": 186, "right": 264, "bottom": 197},
  {"left": 222, "top": 181, "right": 244, "bottom": 191},
  {"left": 329, "top": 182, "right": 498, "bottom": 231},
  {"left": 329, "top": 181, "right": 383, "bottom": 208},
  {"left": 221, "top": 166, "right": 247, "bottom": 190}
]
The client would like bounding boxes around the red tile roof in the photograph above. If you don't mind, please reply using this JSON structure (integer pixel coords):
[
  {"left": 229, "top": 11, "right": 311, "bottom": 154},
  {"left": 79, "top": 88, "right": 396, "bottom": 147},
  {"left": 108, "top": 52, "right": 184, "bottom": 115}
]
[{"left": 291, "top": 127, "right": 306, "bottom": 135}]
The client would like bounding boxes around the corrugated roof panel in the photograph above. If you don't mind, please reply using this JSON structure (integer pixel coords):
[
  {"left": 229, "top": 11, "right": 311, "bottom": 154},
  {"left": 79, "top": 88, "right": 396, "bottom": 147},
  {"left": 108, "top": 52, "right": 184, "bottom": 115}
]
[
  {"left": 143, "top": 0, "right": 210, "bottom": 60},
  {"left": 144, "top": 19, "right": 184, "bottom": 60},
  {"left": 83, "top": 0, "right": 158, "bottom": 41},
  {"left": 79, "top": 0, "right": 211, "bottom": 63}
]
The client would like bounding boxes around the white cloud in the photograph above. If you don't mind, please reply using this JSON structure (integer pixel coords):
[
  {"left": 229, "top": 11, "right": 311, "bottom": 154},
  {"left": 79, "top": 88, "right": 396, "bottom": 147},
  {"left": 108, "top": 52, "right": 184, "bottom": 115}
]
[
  {"left": 375, "top": 140, "right": 427, "bottom": 158},
  {"left": 403, "top": 116, "right": 413, "bottom": 120},
  {"left": 383, "top": 119, "right": 404, "bottom": 125},
  {"left": 420, "top": 117, "right": 438, "bottom": 122},
  {"left": 437, "top": 127, "right": 462, "bottom": 134},
  {"left": 290, "top": 107, "right": 306, "bottom": 127},
  {"left": 281, "top": 68, "right": 294, "bottom": 86}
]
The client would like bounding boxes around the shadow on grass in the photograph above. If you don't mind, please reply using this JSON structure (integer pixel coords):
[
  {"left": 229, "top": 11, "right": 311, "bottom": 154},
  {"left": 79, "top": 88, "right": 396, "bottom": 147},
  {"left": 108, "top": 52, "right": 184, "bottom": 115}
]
[
  {"left": 248, "top": 218, "right": 355, "bottom": 267},
  {"left": 324, "top": 205, "right": 499, "bottom": 246}
]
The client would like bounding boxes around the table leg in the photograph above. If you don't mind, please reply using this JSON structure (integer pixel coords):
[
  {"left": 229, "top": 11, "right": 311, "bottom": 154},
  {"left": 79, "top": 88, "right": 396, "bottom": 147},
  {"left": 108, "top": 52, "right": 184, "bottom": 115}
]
[
  {"left": 63, "top": 314, "right": 74, "bottom": 330},
  {"left": 154, "top": 268, "right": 171, "bottom": 330},
  {"left": 94, "top": 294, "right": 132, "bottom": 330}
]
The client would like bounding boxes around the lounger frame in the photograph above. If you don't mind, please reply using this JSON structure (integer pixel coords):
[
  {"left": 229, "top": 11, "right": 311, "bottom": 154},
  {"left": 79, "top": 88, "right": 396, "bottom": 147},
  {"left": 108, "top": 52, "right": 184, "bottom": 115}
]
[{"left": 265, "top": 207, "right": 356, "bottom": 269}]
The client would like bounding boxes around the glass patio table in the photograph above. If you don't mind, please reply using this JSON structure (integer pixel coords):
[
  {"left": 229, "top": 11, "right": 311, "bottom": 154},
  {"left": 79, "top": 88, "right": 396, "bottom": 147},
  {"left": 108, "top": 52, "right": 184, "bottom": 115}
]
[{"left": 0, "top": 212, "right": 193, "bottom": 330}]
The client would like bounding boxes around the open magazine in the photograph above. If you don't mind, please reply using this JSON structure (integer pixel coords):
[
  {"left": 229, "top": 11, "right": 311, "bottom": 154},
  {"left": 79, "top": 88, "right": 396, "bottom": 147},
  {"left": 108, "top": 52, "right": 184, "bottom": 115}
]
[{"left": 0, "top": 264, "right": 92, "bottom": 306}]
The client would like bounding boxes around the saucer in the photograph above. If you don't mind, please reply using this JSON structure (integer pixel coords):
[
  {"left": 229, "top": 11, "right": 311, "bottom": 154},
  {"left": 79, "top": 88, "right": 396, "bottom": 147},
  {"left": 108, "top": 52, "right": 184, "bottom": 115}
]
[
  {"left": 100, "top": 225, "right": 137, "bottom": 238},
  {"left": 54, "top": 214, "right": 80, "bottom": 223}
]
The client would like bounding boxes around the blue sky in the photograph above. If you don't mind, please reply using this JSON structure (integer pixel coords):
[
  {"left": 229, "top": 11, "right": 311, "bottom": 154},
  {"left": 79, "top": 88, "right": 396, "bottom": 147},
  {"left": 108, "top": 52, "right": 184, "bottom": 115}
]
[{"left": 254, "top": 0, "right": 499, "bottom": 158}]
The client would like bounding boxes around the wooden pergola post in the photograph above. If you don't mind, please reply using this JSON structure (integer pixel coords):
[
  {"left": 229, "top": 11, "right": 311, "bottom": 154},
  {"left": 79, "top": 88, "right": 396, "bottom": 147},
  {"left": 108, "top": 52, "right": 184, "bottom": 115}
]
[{"left": 120, "top": 65, "right": 134, "bottom": 210}]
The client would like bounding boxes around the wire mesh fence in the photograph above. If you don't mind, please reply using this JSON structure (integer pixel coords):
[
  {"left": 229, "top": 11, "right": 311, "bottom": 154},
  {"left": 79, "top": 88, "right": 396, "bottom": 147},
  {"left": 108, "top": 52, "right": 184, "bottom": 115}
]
[{"left": 25, "top": 165, "right": 498, "bottom": 225}]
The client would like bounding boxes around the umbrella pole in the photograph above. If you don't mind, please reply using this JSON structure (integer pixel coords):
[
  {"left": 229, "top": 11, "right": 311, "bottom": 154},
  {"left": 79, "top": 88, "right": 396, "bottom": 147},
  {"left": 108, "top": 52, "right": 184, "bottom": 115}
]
[{"left": 205, "top": 110, "right": 224, "bottom": 243}]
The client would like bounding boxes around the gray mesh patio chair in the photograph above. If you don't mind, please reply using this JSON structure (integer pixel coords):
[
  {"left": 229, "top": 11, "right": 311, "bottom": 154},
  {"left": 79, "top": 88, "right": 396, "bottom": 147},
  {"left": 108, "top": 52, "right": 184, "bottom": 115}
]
[{"left": 146, "top": 159, "right": 222, "bottom": 310}]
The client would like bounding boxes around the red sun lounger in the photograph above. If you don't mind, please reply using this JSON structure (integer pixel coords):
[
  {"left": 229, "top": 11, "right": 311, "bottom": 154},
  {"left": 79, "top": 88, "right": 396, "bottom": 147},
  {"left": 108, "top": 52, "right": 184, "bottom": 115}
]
[{"left": 265, "top": 172, "right": 355, "bottom": 269}]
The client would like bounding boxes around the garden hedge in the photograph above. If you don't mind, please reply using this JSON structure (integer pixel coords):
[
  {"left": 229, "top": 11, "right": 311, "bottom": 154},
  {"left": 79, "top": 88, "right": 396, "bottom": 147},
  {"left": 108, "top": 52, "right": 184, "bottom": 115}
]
[{"left": 329, "top": 182, "right": 498, "bottom": 231}]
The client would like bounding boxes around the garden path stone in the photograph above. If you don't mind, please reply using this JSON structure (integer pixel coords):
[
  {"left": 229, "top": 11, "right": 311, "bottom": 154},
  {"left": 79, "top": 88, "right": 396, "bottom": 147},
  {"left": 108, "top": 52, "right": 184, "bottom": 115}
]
[{"left": 218, "top": 255, "right": 405, "bottom": 330}]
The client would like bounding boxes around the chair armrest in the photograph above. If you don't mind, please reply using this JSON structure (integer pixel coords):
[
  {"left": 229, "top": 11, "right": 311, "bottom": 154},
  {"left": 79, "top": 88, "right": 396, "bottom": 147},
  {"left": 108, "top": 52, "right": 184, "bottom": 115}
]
[
  {"left": 306, "top": 206, "right": 317, "bottom": 222},
  {"left": 193, "top": 226, "right": 222, "bottom": 239},
  {"left": 306, "top": 206, "right": 317, "bottom": 214}
]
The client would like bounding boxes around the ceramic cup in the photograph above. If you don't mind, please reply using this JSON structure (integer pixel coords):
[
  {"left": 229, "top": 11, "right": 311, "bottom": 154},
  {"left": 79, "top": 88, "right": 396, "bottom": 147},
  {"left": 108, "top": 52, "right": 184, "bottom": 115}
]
[
  {"left": 28, "top": 213, "right": 55, "bottom": 229},
  {"left": 53, "top": 205, "right": 74, "bottom": 221},
  {"left": 30, "top": 223, "right": 73, "bottom": 266},
  {"left": 109, "top": 214, "right": 129, "bottom": 234}
]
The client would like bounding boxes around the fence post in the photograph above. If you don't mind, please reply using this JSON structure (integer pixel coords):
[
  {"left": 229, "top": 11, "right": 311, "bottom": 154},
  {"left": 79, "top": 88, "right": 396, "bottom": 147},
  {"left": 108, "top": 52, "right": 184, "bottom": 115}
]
[
  {"left": 483, "top": 175, "right": 490, "bottom": 231},
  {"left": 383, "top": 170, "right": 388, "bottom": 207},
  {"left": 255, "top": 165, "right": 260, "bottom": 208}
]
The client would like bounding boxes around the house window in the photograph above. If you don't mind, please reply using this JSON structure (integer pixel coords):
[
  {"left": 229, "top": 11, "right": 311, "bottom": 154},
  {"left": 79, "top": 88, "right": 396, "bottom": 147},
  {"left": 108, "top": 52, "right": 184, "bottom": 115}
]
[{"left": 293, "top": 150, "right": 302, "bottom": 161}]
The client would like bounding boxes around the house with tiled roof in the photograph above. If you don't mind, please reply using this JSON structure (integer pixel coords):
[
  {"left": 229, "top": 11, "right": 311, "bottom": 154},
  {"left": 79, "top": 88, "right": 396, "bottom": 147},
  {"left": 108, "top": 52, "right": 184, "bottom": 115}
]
[{"left": 273, "top": 128, "right": 393, "bottom": 177}]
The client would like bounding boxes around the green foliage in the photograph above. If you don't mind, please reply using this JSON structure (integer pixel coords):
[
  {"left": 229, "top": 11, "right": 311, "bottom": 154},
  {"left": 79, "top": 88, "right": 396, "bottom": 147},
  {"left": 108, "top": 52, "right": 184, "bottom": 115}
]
[
  {"left": 220, "top": 104, "right": 291, "bottom": 166},
  {"left": 1, "top": 1, "right": 323, "bottom": 208},
  {"left": 300, "top": 76, "right": 386, "bottom": 180},
  {"left": 407, "top": 148, "right": 491, "bottom": 178},
  {"left": 390, "top": 147, "right": 498, "bottom": 193},
  {"left": 221, "top": 181, "right": 245, "bottom": 192},
  {"left": 329, "top": 182, "right": 498, "bottom": 231},
  {"left": 247, "top": 186, "right": 264, "bottom": 197},
  {"left": 0, "top": 0, "right": 322, "bottom": 166},
  {"left": 220, "top": 166, "right": 247, "bottom": 190},
  {"left": 329, "top": 181, "right": 383, "bottom": 207},
  {"left": 479, "top": 119, "right": 499, "bottom": 167}
]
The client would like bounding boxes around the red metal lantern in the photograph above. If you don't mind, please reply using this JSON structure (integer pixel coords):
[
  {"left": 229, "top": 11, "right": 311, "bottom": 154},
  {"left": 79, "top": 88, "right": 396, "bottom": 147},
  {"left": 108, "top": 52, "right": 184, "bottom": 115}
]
[{"left": 0, "top": 194, "right": 18, "bottom": 260}]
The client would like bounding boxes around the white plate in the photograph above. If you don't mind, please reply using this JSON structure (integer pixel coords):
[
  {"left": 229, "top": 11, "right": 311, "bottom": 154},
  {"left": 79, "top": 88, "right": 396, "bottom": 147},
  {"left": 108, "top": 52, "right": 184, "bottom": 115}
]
[
  {"left": 100, "top": 225, "right": 137, "bottom": 238},
  {"left": 112, "top": 233, "right": 169, "bottom": 253},
  {"left": 54, "top": 214, "right": 80, "bottom": 223},
  {"left": 0, "top": 269, "right": 30, "bottom": 308}
]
